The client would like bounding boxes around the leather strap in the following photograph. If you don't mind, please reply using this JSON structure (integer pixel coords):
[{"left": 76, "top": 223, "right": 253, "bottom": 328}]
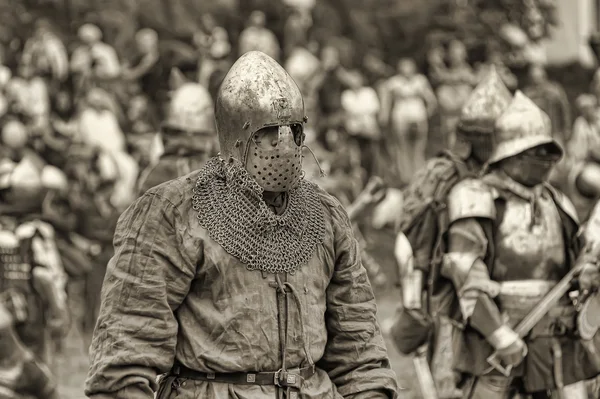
[{"left": 171, "top": 363, "right": 316, "bottom": 390}]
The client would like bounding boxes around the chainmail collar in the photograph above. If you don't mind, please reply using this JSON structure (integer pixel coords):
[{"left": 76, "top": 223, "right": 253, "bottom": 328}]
[{"left": 192, "top": 157, "right": 326, "bottom": 275}]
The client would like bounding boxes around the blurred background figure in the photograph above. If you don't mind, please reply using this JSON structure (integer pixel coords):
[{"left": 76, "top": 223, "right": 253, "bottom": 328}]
[
  {"left": 524, "top": 63, "right": 571, "bottom": 147},
  {"left": 435, "top": 40, "right": 476, "bottom": 148},
  {"left": 341, "top": 70, "right": 381, "bottom": 180},
  {"left": 122, "top": 28, "right": 162, "bottom": 107},
  {"left": 283, "top": 7, "right": 312, "bottom": 58},
  {"left": 137, "top": 69, "right": 217, "bottom": 194},
  {"left": 238, "top": 10, "right": 280, "bottom": 61},
  {"left": 21, "top": 19, "right": 68, "bottom": 86},
  {"left": 379, "top": 57, "right": 436, "bottom": 186},
  {"left": 70, "top": 24, "right": 121, "bottom": 99}
]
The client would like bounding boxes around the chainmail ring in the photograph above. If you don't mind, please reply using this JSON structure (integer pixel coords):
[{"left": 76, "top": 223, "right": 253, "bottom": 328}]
[{"left": 192, "top": 157, "right": 326, "bottom": 275}]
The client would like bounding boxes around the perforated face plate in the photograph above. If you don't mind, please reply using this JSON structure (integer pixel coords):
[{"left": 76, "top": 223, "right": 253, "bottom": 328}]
[{"left": 246, "top": 125, "right": 303, "bottom": 192}]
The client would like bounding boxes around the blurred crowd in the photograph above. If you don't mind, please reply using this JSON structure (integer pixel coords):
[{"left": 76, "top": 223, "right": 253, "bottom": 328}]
[{"left": 3, "top": 2, "right": 600, "bottom": 388}]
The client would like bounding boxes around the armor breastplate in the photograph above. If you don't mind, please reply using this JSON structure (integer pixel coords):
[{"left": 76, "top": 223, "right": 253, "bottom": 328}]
[{"left": 492, "top": 189, "right": 566, "bottom": 282}]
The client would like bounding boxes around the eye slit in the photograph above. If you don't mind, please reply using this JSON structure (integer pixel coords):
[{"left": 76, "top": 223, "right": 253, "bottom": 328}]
[
  {"left": 291, "top": 123, "right": 304, "bottom": 145},
  {"left": 255, "top": 125, "right": 279, "bottom": 143}
]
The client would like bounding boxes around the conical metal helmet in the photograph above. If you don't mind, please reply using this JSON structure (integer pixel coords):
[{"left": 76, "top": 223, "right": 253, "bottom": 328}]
[
  {"left": 215, "top": 51, "right": 305, "bottom": 161},
  {"left": 488, "top": 90, "right": 561, "bottom": 164},
  {"left": 458, "top": 65, "right": 513, "bottom": 134}
]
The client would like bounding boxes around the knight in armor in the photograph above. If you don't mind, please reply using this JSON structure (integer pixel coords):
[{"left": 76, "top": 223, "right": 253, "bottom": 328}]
[
  {"left": 85, "top": 51, "right": 398, "bottom": 399},
  {"left": 391, "top": 67, "right": 512, "bottom": 398},
  {"left": 0, "top": 120, "right": 69, "bottom": 399},
  {"left": 443, "top": 91, "right": 600, "bottom": 398},
  {"left": 137, "top": 69, "right": 218, "bottom": 195}
]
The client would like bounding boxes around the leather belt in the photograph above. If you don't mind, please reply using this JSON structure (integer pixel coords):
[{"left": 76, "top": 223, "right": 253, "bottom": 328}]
[{"left": 171, "top": 363, "right": 317, "bottom": 390}]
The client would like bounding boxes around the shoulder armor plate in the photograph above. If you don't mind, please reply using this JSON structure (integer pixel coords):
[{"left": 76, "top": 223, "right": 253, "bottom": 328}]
[
  {"left": 447, "top": 178, "right": 496, "bottom": 223},
  {"left": 544, "top": 184, "right": 579, "bottom": 226}
]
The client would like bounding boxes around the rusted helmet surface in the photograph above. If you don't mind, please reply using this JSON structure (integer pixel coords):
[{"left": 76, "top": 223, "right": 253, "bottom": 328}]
[{"left": 215, "top": 51, "right": 305, "bottom": 161}]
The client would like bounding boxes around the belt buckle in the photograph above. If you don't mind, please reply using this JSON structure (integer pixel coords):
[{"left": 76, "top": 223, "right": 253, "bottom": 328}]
[
  {"left": 274, "top": 369, "right": 299, "bottom": 388},
  {"left": 274, "top": 369, "right": 283, "bottom": 387}
]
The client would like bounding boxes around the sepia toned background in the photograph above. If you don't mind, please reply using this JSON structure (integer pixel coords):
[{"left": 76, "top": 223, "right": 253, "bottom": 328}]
[{"left": 3, "top": 0, "right": 600, "bottom": 398}]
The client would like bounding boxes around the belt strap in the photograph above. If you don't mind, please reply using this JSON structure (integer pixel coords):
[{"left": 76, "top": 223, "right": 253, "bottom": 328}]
[{"left": 171, "top": 364, "right": 317, "bottom": 390}]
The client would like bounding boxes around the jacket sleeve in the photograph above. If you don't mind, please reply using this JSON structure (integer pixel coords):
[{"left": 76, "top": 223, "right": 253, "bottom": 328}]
[
  {"left": 317, "top": 195, "right": 398, "bottom": 399},
  {"left": 84, "top": 193, "right": 197, "bottom": 399}
]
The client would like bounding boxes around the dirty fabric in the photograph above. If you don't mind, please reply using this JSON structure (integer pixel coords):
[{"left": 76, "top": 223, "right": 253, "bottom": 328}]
[{"left": 85, "top": 171, "right": 397, "bottom": 399}]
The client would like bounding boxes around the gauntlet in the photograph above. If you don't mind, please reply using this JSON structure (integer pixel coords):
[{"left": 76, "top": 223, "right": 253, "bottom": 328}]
[{"left": 487, "top": 325, "right": 527, "bottom": 367}]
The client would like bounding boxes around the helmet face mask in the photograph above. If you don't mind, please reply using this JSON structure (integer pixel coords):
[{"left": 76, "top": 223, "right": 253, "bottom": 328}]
[
  {"left": 500, "top": 143, "right": 562, "bottom": 187},
  {"left": 245, "top": 123, "right": 304, "bottom": 192}
]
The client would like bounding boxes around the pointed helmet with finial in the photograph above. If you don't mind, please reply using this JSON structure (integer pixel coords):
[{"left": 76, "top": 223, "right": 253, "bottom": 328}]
[
  {"left": 454, "top": 66, "right": 513, "bottom": 162},
  {"left": 458, "top": 65, "right": 513, "bottom": 135}
]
